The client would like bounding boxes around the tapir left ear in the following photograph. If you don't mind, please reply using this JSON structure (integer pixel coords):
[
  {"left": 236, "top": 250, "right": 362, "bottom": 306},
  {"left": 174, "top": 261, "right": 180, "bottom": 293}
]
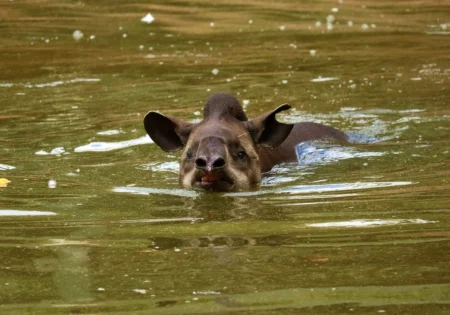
[
  {"left": 244, "top": 104, "right": 294, "bottom": 148},
  {"left": 144, "top": 111, "right": 194, "bottom": 152}
]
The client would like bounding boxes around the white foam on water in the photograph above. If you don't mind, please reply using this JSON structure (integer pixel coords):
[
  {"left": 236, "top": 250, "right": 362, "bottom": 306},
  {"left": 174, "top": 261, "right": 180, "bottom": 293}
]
[
  {"left": 0, "top": 78, "right": 100, "bottom": 89},
  {"left": 311, "top": 76, "right": 338, "bottom": 82},
  {"left": 97, "top": 130, "right": 125, "bottom": 136},
  {"left": 113, "top": 186, "right": 199, "bottom": 198},
  {"left": 0, "top": 164, "right": 15, "bottom": 170},
  {"left": 307, "top": 219, "right": 435, "bottom": 228},
  {"left": 296, "top": 141, "right": 384, "bottom": 165},
  {"left": 137, "top": 161, "right": 179, "bottom": 173},
  {"left": 75, "top": 135, "right": 152, "bottom": 152},
  {"left": 0, "top": 210, "right": 56, "bottom": 216},
  {"left": 141, "top": 13, "right": 155, "bottom": 24},
  {"left": 35, "top": 147, "right": 66, "bottom": 156}
]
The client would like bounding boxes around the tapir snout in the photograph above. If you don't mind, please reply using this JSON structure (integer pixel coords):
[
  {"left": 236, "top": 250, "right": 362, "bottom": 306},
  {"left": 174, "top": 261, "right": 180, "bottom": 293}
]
[{"left": 144, "top": 92, "right": 347, "bottom": 191}]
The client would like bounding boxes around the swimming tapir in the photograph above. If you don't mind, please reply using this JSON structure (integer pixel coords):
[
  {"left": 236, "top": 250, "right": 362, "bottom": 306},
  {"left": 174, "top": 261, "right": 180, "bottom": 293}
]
[{"left": 144, "top": 93, "right": 347, "bottom": 191}]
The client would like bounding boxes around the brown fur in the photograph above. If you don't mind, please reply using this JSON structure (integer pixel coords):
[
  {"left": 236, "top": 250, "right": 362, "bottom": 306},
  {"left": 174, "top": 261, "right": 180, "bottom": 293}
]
[{"left": 144, "top": 93, "right": 347, "bottom": 191}]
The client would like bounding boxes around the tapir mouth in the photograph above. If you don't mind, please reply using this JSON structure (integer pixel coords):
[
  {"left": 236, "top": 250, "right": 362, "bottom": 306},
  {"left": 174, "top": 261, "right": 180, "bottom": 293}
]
[{"left": 195, "top": 170, "right": 234, "bottom": 191}]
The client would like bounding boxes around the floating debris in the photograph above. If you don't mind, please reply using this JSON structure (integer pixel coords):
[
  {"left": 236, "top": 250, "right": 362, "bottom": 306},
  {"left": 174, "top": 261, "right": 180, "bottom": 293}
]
[
  {"left": 72, "top": 30, "right": 84, "bottom": 41},
  {"left": 361, "top": 23, "right": 370, "bottom": 30},
  {"left": 212, "top": 68, "right": 219, "bottom": 75},
  {"left": 48, "top": 179, "right": 57, "bottom": 189},
  {"left": 0, "top": 178, "right": 11, "bottom": 187},
  {"left": 309, "top": 49, "right": 317, "bottom": 56},
  {"left": 141, "top": 13, "right": 155, "bottom": 24}
]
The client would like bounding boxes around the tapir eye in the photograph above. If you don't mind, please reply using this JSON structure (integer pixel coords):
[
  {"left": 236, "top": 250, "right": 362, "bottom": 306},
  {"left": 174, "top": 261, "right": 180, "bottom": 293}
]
[
  {"left": 237, "top": 151, "right": 246, "bottom": 159},
  {"left": 186, "top": 152, "right": 193, "bottom": 160}
]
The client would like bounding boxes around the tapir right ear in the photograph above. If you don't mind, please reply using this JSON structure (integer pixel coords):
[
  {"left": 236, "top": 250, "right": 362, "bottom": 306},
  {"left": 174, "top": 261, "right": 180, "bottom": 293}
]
[{"left": 144, "top": 112, "right": 194, "bottom": 152}]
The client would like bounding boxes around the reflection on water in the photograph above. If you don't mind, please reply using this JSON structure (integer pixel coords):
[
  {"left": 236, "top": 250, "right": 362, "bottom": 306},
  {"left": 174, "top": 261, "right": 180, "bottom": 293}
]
[
  {"left": 1, "top": 0, "right": 449, "bottom": 313},
  {"left": 0, "top": 210, "right": 56, "bottom": 216},
  {"left": 75, "top": 135, "right": 152, "bottom": 152}
]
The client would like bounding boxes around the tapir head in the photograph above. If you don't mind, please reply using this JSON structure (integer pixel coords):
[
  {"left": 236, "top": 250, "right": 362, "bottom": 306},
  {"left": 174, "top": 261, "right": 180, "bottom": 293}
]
[{"left": 144, "top": 93, "right": 293, "bottom": 191}]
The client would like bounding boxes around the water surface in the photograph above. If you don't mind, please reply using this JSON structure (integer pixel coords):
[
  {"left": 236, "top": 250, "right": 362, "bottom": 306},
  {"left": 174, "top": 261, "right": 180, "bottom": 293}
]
[{"left": 1, "top": 1, "right": 449, "bottom": 313}]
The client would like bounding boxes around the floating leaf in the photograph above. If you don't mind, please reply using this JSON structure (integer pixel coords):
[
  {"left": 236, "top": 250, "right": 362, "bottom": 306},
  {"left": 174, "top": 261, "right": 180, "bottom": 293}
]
[{"left": 0, "top": 178, "right": 11, "bottom": 187}]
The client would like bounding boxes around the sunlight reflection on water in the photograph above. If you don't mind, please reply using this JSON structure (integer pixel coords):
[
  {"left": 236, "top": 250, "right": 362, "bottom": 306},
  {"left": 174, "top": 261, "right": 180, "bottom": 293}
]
[{"left": 75, "top": 135, "right": 152, "bottom": 152}]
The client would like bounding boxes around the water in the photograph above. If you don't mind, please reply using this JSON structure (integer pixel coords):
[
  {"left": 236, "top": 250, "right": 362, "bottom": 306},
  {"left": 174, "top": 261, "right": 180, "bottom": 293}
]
[{"left": 1, "top": 1, "right": 449, "bottom": 313}]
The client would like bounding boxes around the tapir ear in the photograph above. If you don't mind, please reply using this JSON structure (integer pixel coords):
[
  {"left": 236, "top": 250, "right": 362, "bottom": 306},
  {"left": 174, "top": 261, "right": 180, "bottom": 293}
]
[
  {"left": 244, "top": 104, "right": 293, "bottom": 148},
  {"left": 143, "top": 112, "right": 194, "bottom": 152}
]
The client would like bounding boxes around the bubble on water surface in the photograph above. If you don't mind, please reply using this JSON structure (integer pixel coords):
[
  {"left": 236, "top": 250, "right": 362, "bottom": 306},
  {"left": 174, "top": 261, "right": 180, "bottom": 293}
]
[
  {"left": 212, "top": 68, "right": 219, "bottom": 75},
  {"left": 309, "top": 49, "right": 317, "bottom": 56},
  {"left": 141, "top": 13, "right": 155, "bottom": 24},
  {"left": 48, "top": 179, "right": 57, "bottom": 189},
  {"left": 0, "top": 210, "right": 56, "bottom": 216},
  {"left": 72, "top": 30, "right": 84, "bottom": 41},
  {"left": 74, "top": 135, "right": 152, "bottom": 152}
]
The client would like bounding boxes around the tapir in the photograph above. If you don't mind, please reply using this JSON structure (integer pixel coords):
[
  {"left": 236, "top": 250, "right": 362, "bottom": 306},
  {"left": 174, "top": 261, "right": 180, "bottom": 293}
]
[{"left": 144, "top": 93, "right": 347, "bottom": 191}]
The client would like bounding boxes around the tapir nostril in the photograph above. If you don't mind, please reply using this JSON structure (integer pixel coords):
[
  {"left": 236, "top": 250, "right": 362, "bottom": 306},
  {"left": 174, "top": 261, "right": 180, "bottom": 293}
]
[
  {"left": 195, "top": 157, "right": 207, "bottom": 169},
  {"left": 212, "top": 157, "right": 225, "bottom": 169}
]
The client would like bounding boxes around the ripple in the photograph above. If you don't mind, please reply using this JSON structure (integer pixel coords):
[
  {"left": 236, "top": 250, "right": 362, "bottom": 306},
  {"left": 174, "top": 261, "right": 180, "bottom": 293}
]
[
  {"left": 113, "top": 186, "right": 199, "bottom": 198},
  {"left": 75, "top": 135, "right": 152, "bottom": 152},
  {"left": 295, "top": 141, "right": 384, "bottom": 165},
  {"left": 307, "top": 219, "right": 435, "bottom": 228},
  {"left": 0, "top": 164, "right": 15, "bottom": 170},
  {"left": 0, "top": 210, "right": 56, "bottom": 216},
  {"left": 0, "top": 78, "right": 100, "bottom": 89},
  {"left": 225, "top": 181, "right": 413, "bottom": 197}
]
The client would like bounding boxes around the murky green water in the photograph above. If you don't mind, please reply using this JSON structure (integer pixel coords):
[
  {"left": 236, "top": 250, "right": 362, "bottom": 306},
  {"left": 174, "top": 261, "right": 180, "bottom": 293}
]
[{"left": 1, "top": 1, "right": 450, "bottom": 313}]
